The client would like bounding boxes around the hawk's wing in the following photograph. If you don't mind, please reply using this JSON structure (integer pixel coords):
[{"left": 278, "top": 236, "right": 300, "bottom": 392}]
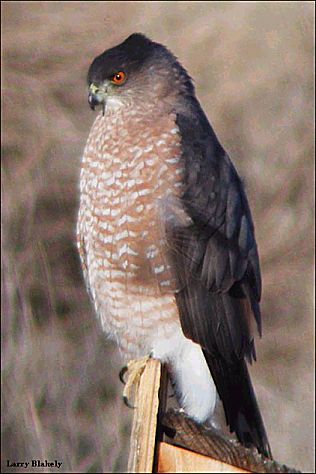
[{"left": 166, "top": 98, "right": 271, "bottom": 458}]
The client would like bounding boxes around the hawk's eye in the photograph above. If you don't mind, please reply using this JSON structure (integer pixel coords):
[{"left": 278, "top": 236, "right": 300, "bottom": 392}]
[{"left": 111, "top": 71, "right": 127, "bottom": 85}]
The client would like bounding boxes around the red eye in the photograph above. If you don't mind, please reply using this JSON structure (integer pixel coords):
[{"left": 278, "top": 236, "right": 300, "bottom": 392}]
[{"left": 112, "top": 71, "right": 126, "bottom": 85}]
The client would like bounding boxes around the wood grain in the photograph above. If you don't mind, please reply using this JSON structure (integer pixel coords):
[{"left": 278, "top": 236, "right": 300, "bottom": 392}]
[
  {"left": 157, "top": 442, "right": 250, "bottom": 473},
  {"left": 127, "top": 358, "right": 161, "bottom": 473},
  {"left": 162, "top": 409, "right": 301, "bottom": 473}
]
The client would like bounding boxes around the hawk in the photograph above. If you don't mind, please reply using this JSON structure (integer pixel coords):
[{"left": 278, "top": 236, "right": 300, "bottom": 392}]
[{"left": 77, "top": 33, "right": 272, "bottom": 458}]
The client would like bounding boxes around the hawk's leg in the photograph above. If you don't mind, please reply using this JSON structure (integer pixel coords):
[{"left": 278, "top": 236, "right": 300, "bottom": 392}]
[{"left": 119, "top": 355, "right": 152, "bottom": 408}]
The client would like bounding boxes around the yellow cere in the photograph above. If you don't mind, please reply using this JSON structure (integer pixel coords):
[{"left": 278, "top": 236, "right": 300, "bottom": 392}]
[{"left": 89, "top": 83, "right": 99, "bottom": 93}]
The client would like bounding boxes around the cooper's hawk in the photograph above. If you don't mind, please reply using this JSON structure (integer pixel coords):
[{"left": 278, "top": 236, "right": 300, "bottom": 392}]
[{"left": 77, "top": 33, "right": 272, "bottom": 458}]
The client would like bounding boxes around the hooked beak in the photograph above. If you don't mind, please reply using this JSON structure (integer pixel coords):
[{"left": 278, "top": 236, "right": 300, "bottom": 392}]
[
  {"left": 88, "top": 92, "right": 101, "bottom": 111},
  {"left": 88, "top": 82, "right": 109, "bottom": 115}
]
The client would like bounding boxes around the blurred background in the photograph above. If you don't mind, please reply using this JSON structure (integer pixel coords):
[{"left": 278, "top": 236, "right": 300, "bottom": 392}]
[{"left": 1, "top": 1, "right": 314, "bottom": 472}]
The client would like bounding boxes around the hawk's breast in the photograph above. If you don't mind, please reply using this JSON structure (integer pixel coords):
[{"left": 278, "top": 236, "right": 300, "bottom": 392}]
[{"left": 77, "top": 108, "right": 187, "bottom": 354}]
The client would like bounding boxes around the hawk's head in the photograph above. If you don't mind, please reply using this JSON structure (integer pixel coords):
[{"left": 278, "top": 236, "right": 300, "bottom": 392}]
[{"left": 87, "top": 33, "right": 194, "bottom": 114}]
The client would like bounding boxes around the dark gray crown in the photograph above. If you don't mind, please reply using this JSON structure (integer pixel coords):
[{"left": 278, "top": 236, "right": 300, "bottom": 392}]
[{"left": 87, "top": 33, "right": 160, "bottom": 84}]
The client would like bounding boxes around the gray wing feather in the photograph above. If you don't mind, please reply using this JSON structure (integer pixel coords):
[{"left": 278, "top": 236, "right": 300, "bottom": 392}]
[
  {"left": 165, "top": 97, "right": 271, "bottom": 458},
  {"left": 167, "top": 102, "right": 261, "bottom": 361}
]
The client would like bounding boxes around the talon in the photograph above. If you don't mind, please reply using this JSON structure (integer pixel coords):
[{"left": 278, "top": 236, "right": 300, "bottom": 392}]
[
  {"left": 120, "top": 355, "right": 151, "bottom": 410},
  {"left": 119, "top": 366, "right": 128, "bottom": 385},
  {"left": 123, "top": 395, "right": 135, "bottom": 409}
]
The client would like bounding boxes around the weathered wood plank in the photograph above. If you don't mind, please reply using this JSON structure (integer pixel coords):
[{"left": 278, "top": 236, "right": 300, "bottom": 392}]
[
  {"left": 157, "top": 442, "right": 250, "bottom": 473},
  {"left": 127, "top": 358, "right": 161, "bottom": 473},
  {"left": 162, "top": 409, "right": 301, "bottom": 473}
]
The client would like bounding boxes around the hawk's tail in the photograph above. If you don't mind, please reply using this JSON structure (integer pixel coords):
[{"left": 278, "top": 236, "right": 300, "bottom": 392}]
[{"left": 203, "top": 349, "right": 272, "bottom": 459}]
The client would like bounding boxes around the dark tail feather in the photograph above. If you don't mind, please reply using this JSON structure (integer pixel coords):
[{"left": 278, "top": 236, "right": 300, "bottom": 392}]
[{"left": 203, "top": 349, "right": 272, "bottom": 459}]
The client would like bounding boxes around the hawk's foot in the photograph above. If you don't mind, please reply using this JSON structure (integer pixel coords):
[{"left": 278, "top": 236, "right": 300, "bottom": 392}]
[{"left": 120, "top": 355, "right": 151, "bottom": 409}]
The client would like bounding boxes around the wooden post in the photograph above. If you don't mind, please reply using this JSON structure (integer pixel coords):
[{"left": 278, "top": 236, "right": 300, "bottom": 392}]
[
  {"left": 157, "top": 442, "right": 250, "bottom": 473},
  {"left": 127, "top": 358, "right": 161, "bottom": 473},
  {"left": 127, "top": 359, "right": 300, "bottom": 474}
]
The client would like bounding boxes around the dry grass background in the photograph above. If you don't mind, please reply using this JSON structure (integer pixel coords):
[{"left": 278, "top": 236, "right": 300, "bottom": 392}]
[{"left": 1, "top": 1, "right": 315, "bottom": 472}]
